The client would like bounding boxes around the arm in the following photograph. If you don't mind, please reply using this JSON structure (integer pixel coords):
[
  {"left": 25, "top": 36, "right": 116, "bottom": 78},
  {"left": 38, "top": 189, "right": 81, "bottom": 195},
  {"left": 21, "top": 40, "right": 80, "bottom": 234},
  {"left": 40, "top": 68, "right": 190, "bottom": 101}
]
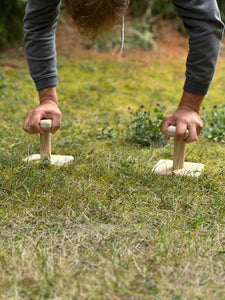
[
  {"left": 23, "top": 0, "right": 62, "bottom": 134},
  {"left": 162, "top": 0, "right": 224, "bottom": 142}
]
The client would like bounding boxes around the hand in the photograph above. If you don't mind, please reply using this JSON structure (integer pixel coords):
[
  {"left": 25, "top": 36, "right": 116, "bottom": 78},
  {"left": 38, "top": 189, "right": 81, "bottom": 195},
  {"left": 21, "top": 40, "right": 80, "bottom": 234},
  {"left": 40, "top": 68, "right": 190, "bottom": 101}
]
[
  {"left": 161, "top": 91, "right": 204, "bottom": 143},
  {"left": 23, "top": 87, "right": 62, "bottom": 134}
]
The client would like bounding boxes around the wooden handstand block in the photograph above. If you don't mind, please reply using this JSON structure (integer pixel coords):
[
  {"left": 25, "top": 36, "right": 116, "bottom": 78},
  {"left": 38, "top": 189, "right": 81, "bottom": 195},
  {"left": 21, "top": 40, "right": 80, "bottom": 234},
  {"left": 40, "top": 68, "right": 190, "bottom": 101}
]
[
  {"left": 152, "top": 125, "right": 204, "bottom": 177},
  {"left": 24, "top": 119, "right": 74, "bottom": 166}
]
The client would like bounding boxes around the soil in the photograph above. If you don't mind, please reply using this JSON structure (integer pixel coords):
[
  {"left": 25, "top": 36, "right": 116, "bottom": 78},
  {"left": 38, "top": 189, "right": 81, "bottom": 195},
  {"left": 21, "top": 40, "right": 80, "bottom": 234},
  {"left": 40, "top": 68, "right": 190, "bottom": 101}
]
[
  {"left": 55, "top": 13, "right": 189, "bottom": 61},
  {"left": 1, "top": 13, "right": 225, "bottom": 64}
]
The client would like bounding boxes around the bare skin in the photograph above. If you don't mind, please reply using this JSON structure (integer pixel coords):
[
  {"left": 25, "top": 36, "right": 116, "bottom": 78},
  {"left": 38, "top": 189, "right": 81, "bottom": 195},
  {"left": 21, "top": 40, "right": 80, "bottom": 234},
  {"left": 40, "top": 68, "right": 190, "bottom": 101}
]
[
  {"left": 23, "top": 88, "right": 203, "bottom": 144},
  {"left": 23, "top": 87, "right": 62, "bottom": 134},
  {"left": 161, "top": 91, "right": 204, "bottom": 143}
]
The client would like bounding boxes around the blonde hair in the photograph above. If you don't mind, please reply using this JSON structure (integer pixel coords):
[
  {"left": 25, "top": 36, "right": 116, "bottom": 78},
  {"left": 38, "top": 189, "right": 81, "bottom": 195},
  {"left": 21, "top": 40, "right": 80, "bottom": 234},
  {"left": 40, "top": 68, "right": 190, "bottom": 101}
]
[{"left": 64, "top": 0, "right": 129, "bottom": 39}]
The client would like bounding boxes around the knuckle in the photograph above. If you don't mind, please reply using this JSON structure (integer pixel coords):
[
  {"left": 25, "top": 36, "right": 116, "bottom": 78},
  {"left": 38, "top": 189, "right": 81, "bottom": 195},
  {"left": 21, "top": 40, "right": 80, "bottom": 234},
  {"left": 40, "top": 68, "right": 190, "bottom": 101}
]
[
  {"left": 179, "top": 117, "right": 188, "bottom": 124},
  {"left": 176, "top": 130, "right": 185, "bottom": 138},
  {"left": 29, "top": 123, "right": 39, "bottom": 132},
  {"left": 164, "top": 115, "right": 171, "bottom": 121}
]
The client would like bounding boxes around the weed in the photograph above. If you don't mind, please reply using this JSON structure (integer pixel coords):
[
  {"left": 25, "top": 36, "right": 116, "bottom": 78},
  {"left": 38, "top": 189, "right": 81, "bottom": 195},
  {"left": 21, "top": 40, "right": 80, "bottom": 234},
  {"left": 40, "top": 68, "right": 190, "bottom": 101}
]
[
  {"left": 97, "top": 126, "right": 118, "bottom": 140},
  {"left": 119, "top": 159, "right": 133, "bottom": 179},
  {"left": 84, "top": 22, "right": 155, "bottom": 52},
  {"left": 97, "top": 105, "right": 166, "bottom": 148},
  {"left": 125, "top": 105, "right": 166, "bottom": 147},
  {"left": 201, "top": 105, "right": 225, "bottom": 143}
]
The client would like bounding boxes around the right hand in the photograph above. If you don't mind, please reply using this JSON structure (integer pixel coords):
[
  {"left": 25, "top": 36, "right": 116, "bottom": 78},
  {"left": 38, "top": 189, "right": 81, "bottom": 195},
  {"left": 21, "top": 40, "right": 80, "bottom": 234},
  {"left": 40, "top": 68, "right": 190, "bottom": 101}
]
[
  {"left": 23, "top": 87, "right": 62, "bottom": 135},
  {"left": 161, "top": 106, "right": 203, "bottom": 143},
  {"left": 161, "top": 91, "right": 204, "bottom": 143}
]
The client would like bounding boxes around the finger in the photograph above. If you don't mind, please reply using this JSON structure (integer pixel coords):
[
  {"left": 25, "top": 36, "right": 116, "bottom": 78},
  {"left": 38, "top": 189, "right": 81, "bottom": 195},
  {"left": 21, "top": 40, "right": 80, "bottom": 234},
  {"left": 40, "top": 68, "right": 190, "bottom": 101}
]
[
  {"left": 197, "top": 120, "right": 203, "bottom": 136},
  {"left": 28, "top": 110, "right": 45, "bottom": 134},
  {"left": 175, "top": 122, "right": 188, "bottom": 142},
  {"left": 184, "top": 125, "right": 198, "bottom": 144},
  {"left": 161, "top": 114, "right": 175, "bottom": 135},
  {"left": 23, "top": 120, "right": 31, "bottom": 134},
  {"left": 23, "top": 116, "right": 30, "bottom": 133},
  {"left": 23, "top": 111, "right": 35, "bottom": 134},
  {"left": 51, "top": 111, "right": 62, "bottom": 134},
  {"left": 185, "top": 119, "right": 203, "bottom": 143}
]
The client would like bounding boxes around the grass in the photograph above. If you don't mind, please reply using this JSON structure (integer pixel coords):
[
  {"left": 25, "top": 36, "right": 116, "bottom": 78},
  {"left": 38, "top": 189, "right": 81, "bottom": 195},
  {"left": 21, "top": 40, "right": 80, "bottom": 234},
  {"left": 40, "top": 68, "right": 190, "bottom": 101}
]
[{"left": 0, "top": 42, "right": 225, "bottom": 299}]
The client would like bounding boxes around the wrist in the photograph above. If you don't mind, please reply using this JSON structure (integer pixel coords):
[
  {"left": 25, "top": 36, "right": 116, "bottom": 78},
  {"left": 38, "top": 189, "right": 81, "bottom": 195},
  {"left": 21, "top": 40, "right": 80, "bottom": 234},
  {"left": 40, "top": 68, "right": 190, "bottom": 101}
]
[
  {"left": 178, "top": 91, "right": 204, "bottom": 114},
  {"left": 39, "top": 87, "right": 58, "bottom": 105}
]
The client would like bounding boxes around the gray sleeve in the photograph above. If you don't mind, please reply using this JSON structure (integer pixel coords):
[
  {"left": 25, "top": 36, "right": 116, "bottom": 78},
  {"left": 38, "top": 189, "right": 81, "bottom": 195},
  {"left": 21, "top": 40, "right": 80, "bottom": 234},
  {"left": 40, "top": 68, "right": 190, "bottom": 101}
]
[
  {"left": 23, "top": 0, "right": 61, "bottom": 91},
  {"left": 173, "top": 0, "right": 224, "bottom": 95}
]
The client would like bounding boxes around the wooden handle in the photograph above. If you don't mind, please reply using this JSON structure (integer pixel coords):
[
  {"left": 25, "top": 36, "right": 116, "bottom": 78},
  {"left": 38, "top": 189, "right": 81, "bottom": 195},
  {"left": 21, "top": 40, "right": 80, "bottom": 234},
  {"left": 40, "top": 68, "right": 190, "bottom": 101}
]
[
  {"left": 40, "top": 119, "right": 52, "bottom": 131},
  {"left": 166, "top": 125, "right": 189, "bottom": 170},
  {"left": 173, "top": 141, "right": 185, "bottom": 169},
  {"left": 40, "top": 119, "right": 52, "bottom": 160},
  {"left": 166, "top": 125, "right": 189, "bottom": 139}
]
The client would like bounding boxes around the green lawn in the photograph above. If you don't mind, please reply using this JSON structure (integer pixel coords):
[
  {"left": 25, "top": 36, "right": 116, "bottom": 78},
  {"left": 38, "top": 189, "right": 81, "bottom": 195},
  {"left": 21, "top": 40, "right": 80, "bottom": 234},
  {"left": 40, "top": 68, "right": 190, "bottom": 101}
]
[{"left": 0, "top": 44, "right": 224, "bottom": 299}]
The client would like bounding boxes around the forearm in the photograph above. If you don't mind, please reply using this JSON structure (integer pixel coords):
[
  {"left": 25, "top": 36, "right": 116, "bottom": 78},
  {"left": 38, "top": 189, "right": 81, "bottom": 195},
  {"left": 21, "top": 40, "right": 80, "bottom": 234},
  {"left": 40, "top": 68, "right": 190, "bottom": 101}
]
[
  {"left": 173, "top": 0, "right": 224, "bottom": 95},
  {"left": 23, "top": 0, "right": 61, "bottom": 91},
  {"left": 39, "top": 87, "right": 58, "bottom": 105},
  {"left": 178, "top": 91, "right": 204, "bottom": 113}
]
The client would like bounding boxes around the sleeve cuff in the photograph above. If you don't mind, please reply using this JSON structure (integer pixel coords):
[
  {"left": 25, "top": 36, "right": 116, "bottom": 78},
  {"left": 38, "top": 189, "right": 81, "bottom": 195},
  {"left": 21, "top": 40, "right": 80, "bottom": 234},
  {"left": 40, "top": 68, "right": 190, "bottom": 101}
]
[
  {"left": 183, "top": 79, "right": 209, "bottom": 95},
  {"left": 35, "top": 77, "right": 57, "bottom": 91}
]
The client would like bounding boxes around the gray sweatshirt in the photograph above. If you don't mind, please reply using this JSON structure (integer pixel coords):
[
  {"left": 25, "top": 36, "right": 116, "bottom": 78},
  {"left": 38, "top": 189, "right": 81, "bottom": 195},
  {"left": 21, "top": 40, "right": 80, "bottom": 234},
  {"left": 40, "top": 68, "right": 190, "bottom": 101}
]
[{"left": 24, "top": 0, "right": 224, "bottom": 95}]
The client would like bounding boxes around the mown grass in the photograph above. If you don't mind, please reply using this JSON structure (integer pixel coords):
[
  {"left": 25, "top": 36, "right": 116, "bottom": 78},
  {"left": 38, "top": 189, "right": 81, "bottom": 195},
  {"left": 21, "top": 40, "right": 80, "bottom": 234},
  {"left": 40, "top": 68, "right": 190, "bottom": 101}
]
[{"left": 0, "top": 45, "right": 224, "bottom": 300}]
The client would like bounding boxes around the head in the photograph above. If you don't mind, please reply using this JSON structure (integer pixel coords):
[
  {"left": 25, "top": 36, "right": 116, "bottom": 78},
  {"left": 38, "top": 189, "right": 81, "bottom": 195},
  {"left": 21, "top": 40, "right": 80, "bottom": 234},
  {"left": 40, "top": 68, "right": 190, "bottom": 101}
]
[{"left": 64, "top": 0, "right": 129, "bottom": 39}]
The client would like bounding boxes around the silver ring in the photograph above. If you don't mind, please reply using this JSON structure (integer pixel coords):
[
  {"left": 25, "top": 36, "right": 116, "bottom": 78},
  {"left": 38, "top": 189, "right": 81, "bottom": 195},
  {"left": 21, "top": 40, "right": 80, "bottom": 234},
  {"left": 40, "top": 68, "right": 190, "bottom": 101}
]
[{"left": 184, "top": 129, "right": 189, "bottom": 139}]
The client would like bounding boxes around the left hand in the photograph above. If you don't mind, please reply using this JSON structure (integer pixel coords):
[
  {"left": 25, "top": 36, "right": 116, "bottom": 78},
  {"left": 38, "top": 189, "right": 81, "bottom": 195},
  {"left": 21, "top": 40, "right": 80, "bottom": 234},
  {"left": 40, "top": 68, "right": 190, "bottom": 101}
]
[
  {"left": 23, "top": 87, "right": 61, "bottom": 135},
  {"left": 23, "top": 100, "right": 61, "bottom": 135}
]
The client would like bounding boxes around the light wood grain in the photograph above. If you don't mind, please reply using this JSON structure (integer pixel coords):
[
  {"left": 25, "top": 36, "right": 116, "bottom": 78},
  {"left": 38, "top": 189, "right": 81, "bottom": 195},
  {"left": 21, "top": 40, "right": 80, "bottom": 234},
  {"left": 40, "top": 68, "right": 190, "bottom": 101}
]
[
  {"left": 40, "top": 119, "right": 52, "bottom": 160},
  {"left": 24, "top": 119, "right": 74, "bottom": 166},
  {"left": 166, "top": 125, "right": 189, "bottom": 139},
  {"left": 173, "top": 140, "right": 185, "bottom": 169},
  {"left": 152, "top": 125, "right": 204, "bottom": 177},
  {"left": 166, "top": 125, "right": 189, "bottom": 170}
]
